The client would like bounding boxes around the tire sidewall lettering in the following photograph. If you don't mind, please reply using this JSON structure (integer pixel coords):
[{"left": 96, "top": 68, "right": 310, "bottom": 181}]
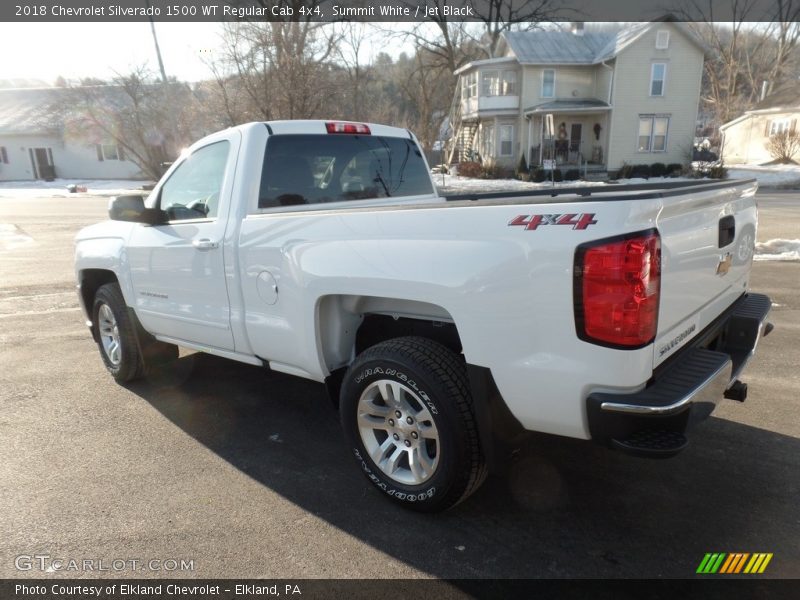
[
  {"left": 352, "top": 447, "right": 437, "bottom": 503},
  {"left": 354, "top": 367, "right": 438, "bottom": 416}
]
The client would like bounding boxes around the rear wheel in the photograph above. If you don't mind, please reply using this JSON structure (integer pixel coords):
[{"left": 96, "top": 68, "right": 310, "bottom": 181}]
[
  {"left": 340, "top": 336, "right": 487, "bottom": 512},
  {"left": 93, "top": 283, "right": 177, "bottom": 383}
]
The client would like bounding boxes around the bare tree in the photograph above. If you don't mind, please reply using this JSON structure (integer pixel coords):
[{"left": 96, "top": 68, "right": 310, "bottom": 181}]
[
  {"left": 397, "top": 49, "right": 453, "bottom": 151},
  {"left": 765, "top": 130, "right": 800, "bottom": 163},
  {"left": 681, "top": 0, "right": 800, "bottom": 130},
  {"left": 335, "top": 22, "right": 375, "bottom": 120},
  {"left": 468, "top": 0, "right": 568, "bottom": 58},
  {"left": 57, "top": 68, "right": 199, "bottom": 179}
]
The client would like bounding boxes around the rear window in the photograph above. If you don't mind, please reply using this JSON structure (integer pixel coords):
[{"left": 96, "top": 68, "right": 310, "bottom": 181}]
[{"left": 258, "top": 134, "right": 433, "bottom": 209}]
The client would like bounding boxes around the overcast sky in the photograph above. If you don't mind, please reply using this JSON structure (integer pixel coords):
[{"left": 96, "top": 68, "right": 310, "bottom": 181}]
[{"left": 0, "top": 22, "right": 416, "bottom": 85}]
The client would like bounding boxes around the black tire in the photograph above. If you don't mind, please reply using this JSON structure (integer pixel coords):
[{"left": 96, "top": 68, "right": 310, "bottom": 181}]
[
  {"left": 340, "top": 336, "right": 487, "bottom": 512},
  {"left": 92, "top": 283, "right": 178, "bottom": 383}
]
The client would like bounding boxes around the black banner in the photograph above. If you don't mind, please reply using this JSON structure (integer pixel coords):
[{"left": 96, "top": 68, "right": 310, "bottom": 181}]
[
  {"left": 2, "top": 579, "right": 799, "bottom": 600},
  {"left": 0, "top": 0, "right": 793, "bottom": 23}
]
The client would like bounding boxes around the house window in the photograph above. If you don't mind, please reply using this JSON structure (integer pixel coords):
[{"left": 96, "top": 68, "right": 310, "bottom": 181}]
[
  {"left": 502, "top": 70, "right": 517, "bottom": 95},
  {"left": 462, "top": 72, "right": 477, "bottom": 99},
  {"left": 650, "top": 63, "right": 666, "bottom": 96},
  {"left": 768, "top": 118, "right": 791, "bottom": 136},
  {"left": 481, "top": 70, "right": 517, "bottom": 96},
  {"left": 542, "top": 69, "right": 555, "bottom": 98},
  {"left": 96, "top": 143, "right": 123, "bottom": 161},
  {"left": 638, "top": 115, "right": 670, "bottom": 152},
  {"left": 499, "top": 125, "right": 514, "bottom": 156},
  {"left": 482, "top": 124, "right": 495, "bottom": 157},
  {"left": 656, "top": 30, "right": 670, "bottom": 49},
  {"left": 482, "top": 71, "right": 498, "bottom": 96},
  {"left": 0, "top": 146, "right": 8, "bottom": 164}
]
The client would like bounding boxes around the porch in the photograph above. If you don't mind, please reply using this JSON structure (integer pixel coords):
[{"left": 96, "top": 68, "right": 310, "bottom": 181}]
[{"left": 523, "top": 99, "right": 611, "bottom": 171}]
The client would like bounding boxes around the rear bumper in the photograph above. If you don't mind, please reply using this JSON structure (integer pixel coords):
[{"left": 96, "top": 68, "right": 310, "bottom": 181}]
[{"left": 586, "top": 293, "right": 772, "bottom": 457}]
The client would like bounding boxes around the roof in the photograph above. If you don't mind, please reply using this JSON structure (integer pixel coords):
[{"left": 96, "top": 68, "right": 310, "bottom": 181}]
[
  {"left": 751, "top": 82, "right": 800, "bottom": 112},
  {"left": 504, "top": 31, "right": 613, "bottom": 65},
  {"left": 0, "top": 87, "right": 61, "bottom": 135},
  {"left": 720, "top": 82, "right": 800, "bottom": 130},
  {"left": 524, "top": 99, "right": 611, "bottom": 114},
  {"left": 461, "top": 19, "right": 707, "bottom": 73}
]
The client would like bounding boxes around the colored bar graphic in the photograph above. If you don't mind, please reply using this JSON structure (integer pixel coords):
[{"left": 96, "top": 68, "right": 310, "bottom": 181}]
[
  {"left": 734, "top": 553, "right": 750, "bottom": 573},
  {"left": 699, "top": 552, "right": 772, "bottom": 574}
]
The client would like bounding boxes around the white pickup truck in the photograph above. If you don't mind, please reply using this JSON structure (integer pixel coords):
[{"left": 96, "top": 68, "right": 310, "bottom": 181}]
[{"left": 75, "top": 120, "right": 772, "bottom": 511}]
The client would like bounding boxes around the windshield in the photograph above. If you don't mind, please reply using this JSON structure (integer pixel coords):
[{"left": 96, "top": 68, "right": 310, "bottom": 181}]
[{"left": 258, "top": 134, "right": 433, "bottom": 209}]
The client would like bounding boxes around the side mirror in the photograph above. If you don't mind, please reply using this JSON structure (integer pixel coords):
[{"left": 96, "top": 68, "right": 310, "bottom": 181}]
[{"left": 108, "top": 195, "right": 165, "bottom": 225}]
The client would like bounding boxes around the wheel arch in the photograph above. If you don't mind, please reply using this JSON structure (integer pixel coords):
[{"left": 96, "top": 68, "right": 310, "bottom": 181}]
[
  {"left": 78, "top": 269, "right": 120, "bottom": 342},
  {"left": 316, "top": 294, "right": 462, "bottom": 371}
]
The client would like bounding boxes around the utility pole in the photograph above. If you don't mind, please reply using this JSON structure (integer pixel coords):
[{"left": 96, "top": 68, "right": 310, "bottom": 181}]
[{"left": 145, "top": 0, "right": 168, "bottom": 83}]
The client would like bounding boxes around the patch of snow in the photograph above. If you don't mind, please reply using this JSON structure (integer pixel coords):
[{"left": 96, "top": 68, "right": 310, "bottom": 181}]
[
  {"left": 0, "top": 178, "right": 153, "bottom": 198},
  {"left": 754, "top": 238, "right": 800, "bottom": 262},
  {"left": 433, "top": 173, "right": 703, "bottom": 195},
  {"left": 434, "top": 173, "right": 608, "bottom": 195},
  {"left": 726, "top": 164, "right": 800, "bottom": 188},
  {"left": 0, "top": 223, "right": 36, "bottom": 250}
]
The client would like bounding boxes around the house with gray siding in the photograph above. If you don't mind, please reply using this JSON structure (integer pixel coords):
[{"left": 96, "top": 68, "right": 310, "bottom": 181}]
[
  {"left": 0, "top": 87, "right": 144, "bottom": 181},
  {"left": 447, "top": 19, "right": 706, "bottom": 175}
]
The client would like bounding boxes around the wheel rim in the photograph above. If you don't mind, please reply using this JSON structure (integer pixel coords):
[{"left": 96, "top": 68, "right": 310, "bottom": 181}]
[
  {"left": 357, "top": 379, "right": 440, "bottom": 486},
  {"left": 98, "top": 303, "right": 121, "bottom": 367}
]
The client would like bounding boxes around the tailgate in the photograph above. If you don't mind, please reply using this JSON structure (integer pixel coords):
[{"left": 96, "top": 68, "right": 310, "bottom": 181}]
[{"left": 653, "top": 180, "right": 758, "bottom": 367}]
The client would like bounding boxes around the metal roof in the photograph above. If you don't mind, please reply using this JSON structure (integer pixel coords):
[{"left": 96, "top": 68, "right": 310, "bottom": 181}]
[
  {"left": 751, "top": 82, "right": 800, "bottom": 112},
  {"left": 504, "top": 30, "right": 613, "bottom": 65},
  {"left": 491, "top": 20, "right": 707, "bottom": 69},
  {"left": 0, "top": 88, "right": 61, "bottom": 135}
]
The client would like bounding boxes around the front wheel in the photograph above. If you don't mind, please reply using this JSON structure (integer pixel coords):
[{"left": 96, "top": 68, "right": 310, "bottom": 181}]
[
  {"left": 340, "top": 337, "right": 487, "bottom": 512},
  {"left": 93, "top": 283, "right": 178, "bottom": 383}
]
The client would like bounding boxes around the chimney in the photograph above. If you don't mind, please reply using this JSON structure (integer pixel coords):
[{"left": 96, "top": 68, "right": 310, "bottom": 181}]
[{"left": 571, "top": 22, "right": 585, "bottom": 36}]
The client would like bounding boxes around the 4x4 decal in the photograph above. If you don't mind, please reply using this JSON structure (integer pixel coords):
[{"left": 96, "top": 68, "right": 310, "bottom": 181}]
[{"left": 509, "top": 213, "right": 598, "bottom": 231}]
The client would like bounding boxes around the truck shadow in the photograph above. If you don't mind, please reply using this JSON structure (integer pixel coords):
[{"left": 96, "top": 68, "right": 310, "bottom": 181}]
[{"left": 127, "top": 353, "right": 799, "bottom": 579}]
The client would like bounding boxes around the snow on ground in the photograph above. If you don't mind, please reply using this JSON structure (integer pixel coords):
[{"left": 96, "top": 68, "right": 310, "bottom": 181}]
[
  {"left": 0, "top": 179, "right": 153, "bottom": 198},
  {"left": 434, "top": 173, "right": 609, "bottom": 194},
  {"left": 434, "top": 173, "right": 704, "bottom": 194},
  {"left": 0, "top": 223, "right": 36, "bottom": 250},
  {"left": 754, "top": 239, "right": 800, "bottom": 262},
  {"left": 726, "top": 164, "right": 800, "bottom": 188}
]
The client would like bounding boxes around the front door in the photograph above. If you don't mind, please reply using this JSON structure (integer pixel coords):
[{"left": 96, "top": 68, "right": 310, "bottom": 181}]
[
  {"left": 569, "top": 124, "right": 583, "bottom": 160},
  {"left": 31, "top": 147, "right": 55, "bottom": 180},
  {"left": 126, "top": 131, "right": 241, "bottom": 351}
]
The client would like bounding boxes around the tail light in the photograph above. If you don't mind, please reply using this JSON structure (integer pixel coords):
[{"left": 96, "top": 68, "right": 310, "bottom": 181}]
[
  {"left": 325, "top": 122, "right": 371, "bottom": 134},
  {"left": 574, "top": 229, "right": 661, "bottom": 348}
]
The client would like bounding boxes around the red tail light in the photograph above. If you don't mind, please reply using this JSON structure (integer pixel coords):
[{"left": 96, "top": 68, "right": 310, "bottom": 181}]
[
  {"left": 574, "top": 230, "right": 661, "bottom": 348},
  {"left": 325, "top": 121, "right": 371, "bottom": 134}
]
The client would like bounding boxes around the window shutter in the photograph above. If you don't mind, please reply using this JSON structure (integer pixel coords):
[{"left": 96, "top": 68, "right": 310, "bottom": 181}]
[
  {"left": 96, "top": 144, "right": 104, "bottom": 161},
  {"left": 118, "top": 145, "right": 125, "bottom": 161}
]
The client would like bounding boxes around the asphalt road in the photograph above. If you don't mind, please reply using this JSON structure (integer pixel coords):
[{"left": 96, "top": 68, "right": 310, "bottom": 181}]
[{"left": 0, "top": 189, "right": 798, "bottom": 580}]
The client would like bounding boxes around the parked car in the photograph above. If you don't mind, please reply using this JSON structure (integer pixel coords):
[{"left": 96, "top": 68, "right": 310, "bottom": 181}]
[{"left": 74, "top": 121, "right": 772, "bottom": 511}]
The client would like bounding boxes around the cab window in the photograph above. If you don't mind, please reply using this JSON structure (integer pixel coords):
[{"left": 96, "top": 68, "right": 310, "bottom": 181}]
[{"left": 159, "top": 141, "right": 230, "bottom": 221}]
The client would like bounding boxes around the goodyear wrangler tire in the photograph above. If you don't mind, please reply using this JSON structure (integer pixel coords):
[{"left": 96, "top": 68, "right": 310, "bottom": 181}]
[
  {"left": 340, "top": 336, "right": 487, "bottom": 512},
  {"left": 93, "top": 283, "right": 145, "bottom": 383},
  {"left": 93, "top": 283, "right": 178, "bottom": 383}
]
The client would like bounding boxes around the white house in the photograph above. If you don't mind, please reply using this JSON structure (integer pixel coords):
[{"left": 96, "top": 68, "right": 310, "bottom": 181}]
[
  {"left": 720, "top": 82, "right": 800, "bottom": 165},
  {"left": 447, "top": 19, "right": 707, "bottom": 175},
  {"left": 0, "top": 87, "right": 144, "bottom": 181}
]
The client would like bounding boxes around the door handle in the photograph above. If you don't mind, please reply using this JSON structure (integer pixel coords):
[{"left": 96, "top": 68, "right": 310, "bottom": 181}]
[{"left": 192, "top": 238, "right": 219, "bottom": 250}]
